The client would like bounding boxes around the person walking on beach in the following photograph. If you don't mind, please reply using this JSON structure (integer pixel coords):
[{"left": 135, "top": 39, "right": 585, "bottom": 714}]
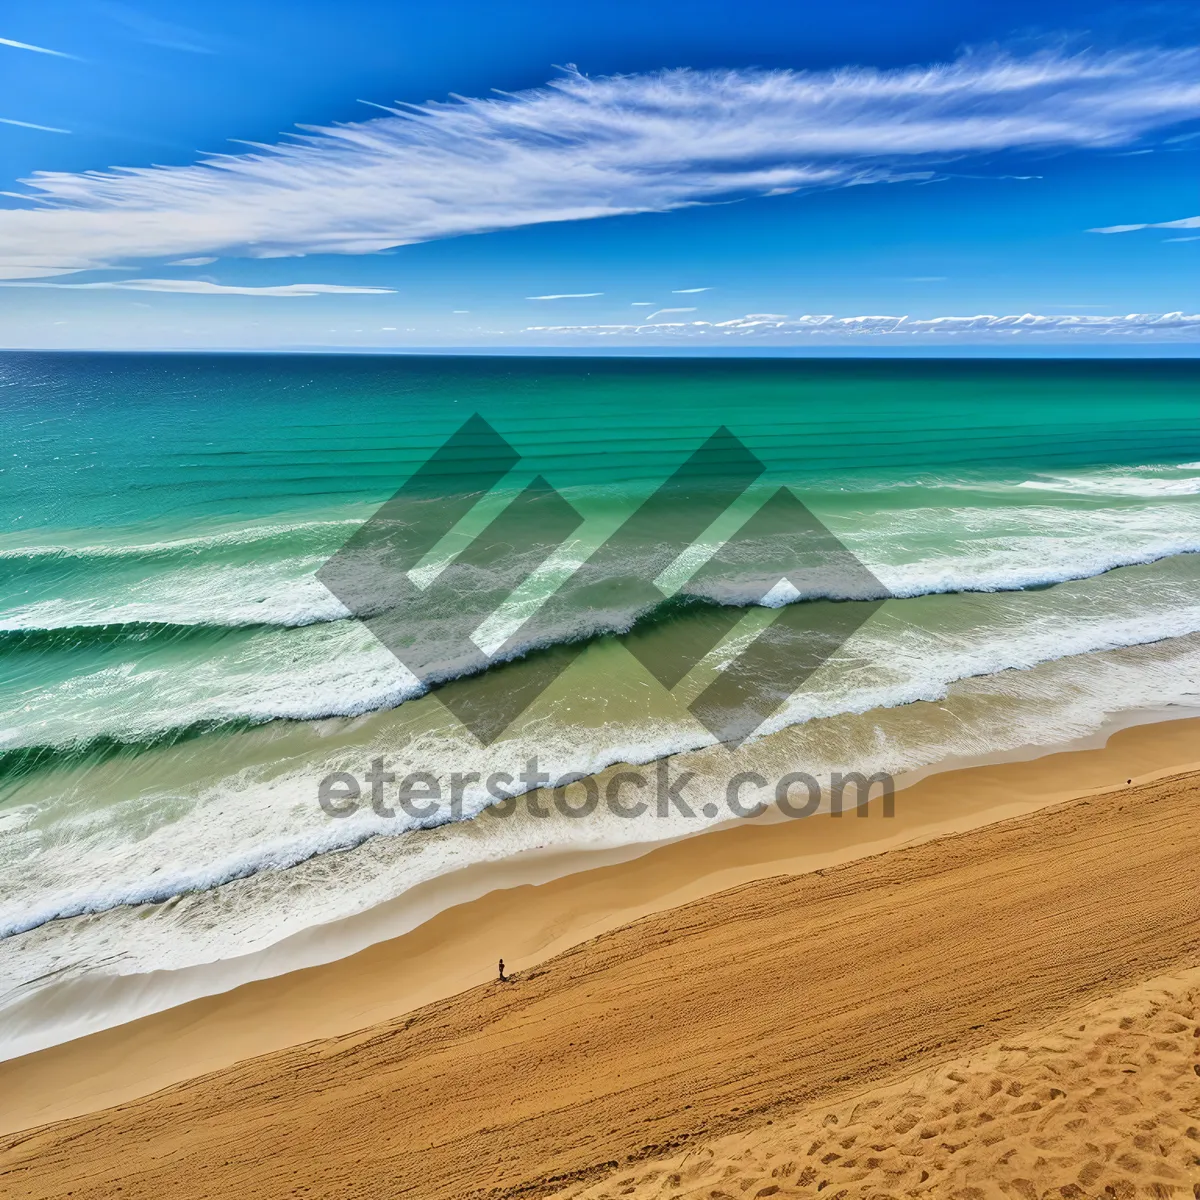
[{"left": 498, "top": 958, "right": 506, "bottom": 983}]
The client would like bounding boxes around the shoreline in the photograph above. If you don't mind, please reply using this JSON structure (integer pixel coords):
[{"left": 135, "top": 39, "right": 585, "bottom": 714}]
[
  {"left": 5, "top": 698, "right": 1199, "bottom": 1067},
  {"left": 3, "top": 744, "right": 1198, "bottom": 1199},
  {"left": 2, "top": 708, "right": 1200, "bottom": 1137}
]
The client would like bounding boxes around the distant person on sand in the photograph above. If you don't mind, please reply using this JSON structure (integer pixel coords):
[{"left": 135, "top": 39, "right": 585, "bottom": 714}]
[{"left": 498, "top": 958, "right": 506, "bottom": 982}]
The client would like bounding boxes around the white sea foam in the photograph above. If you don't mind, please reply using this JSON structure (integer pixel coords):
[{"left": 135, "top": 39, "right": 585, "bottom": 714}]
[
  {"left": 5, "top": 488, "right": 1200, "bottom": 636},
  {"left": 0, "top": 558, "right": 350, "bottom": 632},
  {"left": 0, "top": 620, "right": 425, "bottom": 751},
  {"left": 6, "top": 505, "right": 1200, "bottom": 753},
  {"left": 0, "top": 515, "right": 369, "bottom": 561},
  {"left": 5, "top": 554, "right": 1200, "bottom": 945},
  {"left": 6, "top": 461, "right": 1200, "bottom": 1057},
  {"left": 4, "top": 628, "right": 1200, "bottom": 1060},
  {"left": 1018, "top": 473, "right": 1200, "bottom": 497}
]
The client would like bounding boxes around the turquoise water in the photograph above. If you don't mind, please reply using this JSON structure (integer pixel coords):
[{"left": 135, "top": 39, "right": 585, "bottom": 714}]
[
  {"left": 8, "top": 356, "right": 1200, "bottom": 532},
  {"left": 3, "top": 353, "right": 1200, "bottom": 1056}
]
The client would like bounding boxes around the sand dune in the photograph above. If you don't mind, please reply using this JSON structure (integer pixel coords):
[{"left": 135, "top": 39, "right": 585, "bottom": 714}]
[
  {"left": 554, "top": 967, "right": 1200, "bottom": 1199},
  {"left": 2, "top": 769, "right": 1199, "bottom": 1199}
]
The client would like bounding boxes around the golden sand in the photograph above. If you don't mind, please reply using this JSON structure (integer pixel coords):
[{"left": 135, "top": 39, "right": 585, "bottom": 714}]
[
  {"left": 3, "top": 715, "right": 1199, "bottom": 1141},
  {"left": 552, "top": 967, "right": 1200, "bottom": 1200},
  {"left": 2, "top": 742, "right": 1198, "bottom": 1199}
]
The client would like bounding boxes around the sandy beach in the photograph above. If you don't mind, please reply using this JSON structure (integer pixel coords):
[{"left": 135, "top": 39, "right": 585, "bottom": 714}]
[
  {"left": 8, "top": 24, "right": 1200, "bottom": 1200},
  {"left": 2, "top": 715, "right": 1200, "bottom": 1198},
  {"left": 554, "top": 964, "right": 1200, "bottom": 1199}
]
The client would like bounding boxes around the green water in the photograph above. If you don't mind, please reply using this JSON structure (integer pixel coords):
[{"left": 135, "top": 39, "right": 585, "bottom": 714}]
[{"left": 3, "top": 353, "right": 1200, "bottom": 1058}]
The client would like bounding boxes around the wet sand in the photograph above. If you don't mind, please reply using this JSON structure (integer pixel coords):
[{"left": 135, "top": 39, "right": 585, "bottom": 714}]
[
  {"left": 1, "top": 718, "right": 1199, "bottom": 1197},
  {"left": 3, "top": 715, "right": 1199, "bottom": 1138}
]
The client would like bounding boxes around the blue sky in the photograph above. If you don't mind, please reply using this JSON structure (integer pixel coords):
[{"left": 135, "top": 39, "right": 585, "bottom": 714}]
[{"left": 2, "top": 1, "right": 1199, "bottom": 351}]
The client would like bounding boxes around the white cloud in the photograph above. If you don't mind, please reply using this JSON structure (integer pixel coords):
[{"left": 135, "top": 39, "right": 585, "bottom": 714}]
[
  {"left": 672, "top": 287, "right": 712, "bottom": 293},
  {"left": 3, "top": 46, "right": 1200, "bottom": 281},
  {"left": 167, "top": 256, "right": 218, "bottom": 266},
  {"left": 643, "top": 306, "right": 698, "bottom": 320},
  {"left": 0, "top": 278, "right": 394, "bottom": 296},
  {"left": 98, "top": 4, "right": 217, "bottom": 55},
  {"left": 2, "top": 48, "right": 1200, "bottom": 280},
  {"left": 1091, "top": 215, "right": 1200, "bottom": 234},
  {"left": 0, "top": 35, "right": 74, "bottom": 58},
  {"left": 0, "top": 266, "right": 89, "bottom": 280},
  {"left": 524, "top": 311, "right": 1200, "bottom": 340},
  {"left": 0, "top": 117, "right": 70, "bottom": 134},
  {"left": 631, "top": 302, "right": 655, "bottom": 306},
  {"left": 526, "top": 292, "right": 604, "bottom": 299}
]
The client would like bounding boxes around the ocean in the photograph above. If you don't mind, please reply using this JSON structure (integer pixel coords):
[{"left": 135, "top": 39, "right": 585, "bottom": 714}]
[{"left": 4, "top": 352, "right": 1200, "bottom": 1058}]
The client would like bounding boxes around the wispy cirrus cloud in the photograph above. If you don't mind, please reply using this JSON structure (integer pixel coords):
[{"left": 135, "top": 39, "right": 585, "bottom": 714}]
[
  {"left": 524, "top": 311, "right": 1200, "bottom": 340},
  {"left": 643, "top": 306, "right": 697, "bottom": 320},
  {"left": 0, "top": 35, "right": 74, "bottom": 59},
  {"left": 1091, "top": 215, "right": 1200, "bottom": 234},
  {"left": 525, "top": 292, "right": 604, "bottom": 299},
  {"left": 0, "top": 117, "right": 70, "bottom": 134},
  {"left": 98, "top": 3, "right": 218, "bottom": 55},
  {"left": 4, "top": 46, "right": 1200, "bottom": 280},
  {"left": 672, "top": 287, "right": 712, "bottom": 293},
  {"left": 0, "top": 279, "right": 394, "bottom": 296}
]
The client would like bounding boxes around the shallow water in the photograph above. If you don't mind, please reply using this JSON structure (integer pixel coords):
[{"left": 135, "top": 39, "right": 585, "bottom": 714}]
[{"left": 3, "top": 352, "right": 1200, "bottom": 1055}]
